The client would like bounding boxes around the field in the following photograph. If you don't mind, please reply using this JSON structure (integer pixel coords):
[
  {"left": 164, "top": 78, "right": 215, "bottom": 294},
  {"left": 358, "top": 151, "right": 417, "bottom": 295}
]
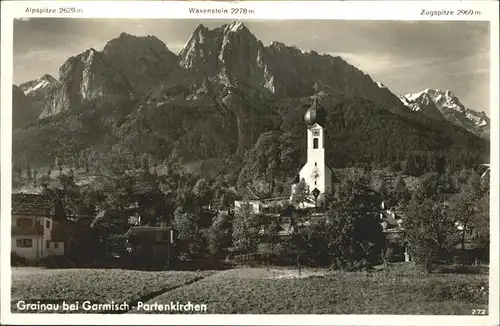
[
  {"left": 139, "top": 265, "right": 489, "bottom": 315},
  {"left": 11, "top": 267, "right": 213, "bottom": 313},
  {"left": 11, "top": 265, "right": 489, "bottom": 315}
]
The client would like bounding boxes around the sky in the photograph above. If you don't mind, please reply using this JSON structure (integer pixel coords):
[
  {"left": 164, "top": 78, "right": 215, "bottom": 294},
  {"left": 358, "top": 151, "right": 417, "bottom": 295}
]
[{"left": 13, "top": 19, "right": 491, "bottom": 114}]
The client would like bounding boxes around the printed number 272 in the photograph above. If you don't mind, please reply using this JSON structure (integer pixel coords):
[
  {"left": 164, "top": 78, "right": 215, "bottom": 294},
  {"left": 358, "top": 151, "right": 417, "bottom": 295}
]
[{"left": 472, "top": 309, "right": 487, "bottom": 315}]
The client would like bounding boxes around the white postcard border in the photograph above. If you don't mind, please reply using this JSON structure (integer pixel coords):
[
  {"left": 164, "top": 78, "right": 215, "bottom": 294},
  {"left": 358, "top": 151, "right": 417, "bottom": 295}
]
[{"left": 1, "top": 1, "right": 499, "bottom": 326}]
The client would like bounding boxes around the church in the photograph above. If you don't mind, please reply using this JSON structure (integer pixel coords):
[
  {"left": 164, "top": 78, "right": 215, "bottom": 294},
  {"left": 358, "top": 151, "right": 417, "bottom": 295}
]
[
  {"left": 235, "top": 91, "right": 335, "bottom": 213},
  {"left": 290, "top": 94, "right": 333, "bottom": 206}
]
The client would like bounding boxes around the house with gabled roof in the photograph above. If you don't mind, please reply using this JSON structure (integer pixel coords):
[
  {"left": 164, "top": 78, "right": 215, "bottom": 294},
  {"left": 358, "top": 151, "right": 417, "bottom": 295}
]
[{"left": 11, "top": 193, "right": 66, "bottom": 262}]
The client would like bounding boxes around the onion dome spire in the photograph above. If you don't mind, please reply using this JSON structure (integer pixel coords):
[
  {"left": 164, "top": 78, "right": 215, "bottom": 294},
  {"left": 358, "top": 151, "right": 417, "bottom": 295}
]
[{"left": 304, "top": 81, "right": 326, "bottom": 127}]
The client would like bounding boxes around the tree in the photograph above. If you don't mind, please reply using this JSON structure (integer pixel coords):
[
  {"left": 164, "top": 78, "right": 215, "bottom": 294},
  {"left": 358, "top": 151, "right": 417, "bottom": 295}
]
[
  {"left": 470, "top": 190, "right": 489, "bottom": 261},
  {"left": 414, "top": 172, "right": 442, "bottom": 200},
  {"left": 323, "top": 176, "right": 385, "bottom": 270},
  {"left": 403, "top": 198, "right": 456, "bottom": 273},
  {"left": 192, "top": 178, "right": 213, "bottom": 208},
  {"left": 206, "top": 212, "right": 233, "bottom": 258},
  {"left": 39, "top": 171, "right": 99, "bottom": 226},
  {"left": 232, "top": 203, "right": 260, "bottom": 262},
  {"left": 324, "top": 208, "right": 384, "bottom": 271},
  {"left": 219, "top": 188, "right": 237, "bottom": 214},
  {"left": 449, "top": 171, "right": 482, "bottom": 251},
  {"left": 287, "top": 215, "right": 310, "bottom": 275},
  {"left": 291, "top": 178, "right": 309, "bottom": 208},
  {"left": 136, "top": 189, "right": 169, "bottom": 226},
  {"left": 91, "top": 145, "right": 137, "bottom": 232},
  {"left": 258, "top": 132, "right": 281, "bottom": 196},
  {"left": 388, "top": 175, "right": 409, "bottom": 207},
  {"left": 175, "top": 186, "right": 197, "bottom": 213},
  {"left": 258, "top": 216, "right": 282, "bottom": 269},
  {"left": 236, "top": 130, "right": 299, "bottom": 197},
  {"left": 172, "top": 209, "right": 205, "bottom": 259},
  {"left": 451, "top": 169, "right": 472, "bottom": 192},
  {"left": 440, "top": 165, "right": 455, "bottom": 193}
]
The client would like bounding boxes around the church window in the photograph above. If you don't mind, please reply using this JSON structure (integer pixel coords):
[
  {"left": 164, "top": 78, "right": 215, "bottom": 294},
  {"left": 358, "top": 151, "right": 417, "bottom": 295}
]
[
  {"left": 315, "top": 181, "right": 317, "bottom": 185},
  {"left": 313, "top": 138, "right": 319, "bottom": 149},
  {"left": 315, "top": 162, "right": 317, "bottom": 166}
]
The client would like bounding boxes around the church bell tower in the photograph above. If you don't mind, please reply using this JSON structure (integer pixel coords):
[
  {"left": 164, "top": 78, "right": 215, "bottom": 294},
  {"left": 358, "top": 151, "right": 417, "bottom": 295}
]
[{"left": 297, "top": 85, "right": 333, "bottom": 201}]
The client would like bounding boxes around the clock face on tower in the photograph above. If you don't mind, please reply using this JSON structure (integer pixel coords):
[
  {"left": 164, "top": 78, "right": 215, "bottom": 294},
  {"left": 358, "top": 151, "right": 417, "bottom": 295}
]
[{"left": 312, "top": 129, "right": 320, "bottom": 137}]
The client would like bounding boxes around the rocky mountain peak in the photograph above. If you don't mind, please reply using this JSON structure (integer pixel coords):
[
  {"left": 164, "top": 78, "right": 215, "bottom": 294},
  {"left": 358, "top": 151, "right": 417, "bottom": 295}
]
[
  {"left": 177, "top": 23, "right": 407, "bottom": 112},
  {"left": 179, "top": 24, "right": 222, "bottom": 70},
  {"left": 222, "top": 21, "right": 251, "bottom": 35},
  {"left": 16, "top": 22, "right": 414, "bottom": 123},
  {"left": 20, "top": 73, "right": 58, "bottom": 95},
  {"left": 118, "top": 31, "right": 134, "bottom": 38},
  {"left": 268, "top": 41, "right": 287, "bottom": 49},
  {"left": 59, "top": 48, "right": 103, "bottom": 83},
  {"left": 40, "top": 74, "right": 57, "bottom": 83},
  {"left": 179, "top": 22, "right": 258, "bottom": 68},
  {"left": 34, "top": 46, "right": 136, "bottom": 118},
  {"left": 102, "top": 32, "right": 178, "bottom": 93},
  {"left": 104, "top": 32, "right": 172, "bottom": 54},
  {"left": 178, "top": 21, "right": 270, "bottom": 93},
  {"left": 407, "top": 88, "right": 466, "bottom": 114},
  {"left": 401, "top": 88, "right": 489, "bottom": 139},
  {"left": 193, "top": 23, "right": 209, "bottom": 33}
]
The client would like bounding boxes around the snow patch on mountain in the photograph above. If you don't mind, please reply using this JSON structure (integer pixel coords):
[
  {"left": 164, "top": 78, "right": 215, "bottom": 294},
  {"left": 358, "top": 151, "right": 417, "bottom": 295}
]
[
  {"left": 404, "top": 89, "right": 487, "bottom": 126},
  {"left": 26, "top": 79, "right": 50, "bottom": 93},
  {"left": 398, "top": 95, "right": 421, "bottom": 112},
  {"left": 405, "top": 89, "right": 427, "bottom": 102},
  {"left": 20, "top": 74, "right": 57, "bottom": 95},
  {"left": 400, "top": 88, "right": 489, "bottom": 139}
]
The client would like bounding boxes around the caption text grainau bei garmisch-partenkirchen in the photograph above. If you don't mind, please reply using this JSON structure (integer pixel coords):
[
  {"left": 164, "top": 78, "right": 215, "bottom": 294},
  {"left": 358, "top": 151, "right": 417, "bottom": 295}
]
[{"left": 16, "top": 300, "right": 208, "bottom": 313}]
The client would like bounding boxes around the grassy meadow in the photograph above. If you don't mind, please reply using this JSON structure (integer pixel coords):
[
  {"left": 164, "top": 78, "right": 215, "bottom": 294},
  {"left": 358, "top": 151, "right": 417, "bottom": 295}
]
[
  {"left": 138, "top": 265, "right": 489, "bottom": 315},
  {"left": 11, "top": 264, "right": 488, "bottom": 315},
  {"left": 10, "top": 267, "right": 213, "bottom": 313}
]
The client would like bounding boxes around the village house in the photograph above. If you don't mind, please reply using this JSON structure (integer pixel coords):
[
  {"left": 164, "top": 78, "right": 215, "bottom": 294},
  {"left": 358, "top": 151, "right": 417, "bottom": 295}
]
[
  {"left": 11, "top": 194, "right": 66, "bottom": 262},
  {"left": 11, "top": 193, "right": 100, "bottom": 265},
  {"left": 123, "top": 226, "right": 176, "bottom": 267}
]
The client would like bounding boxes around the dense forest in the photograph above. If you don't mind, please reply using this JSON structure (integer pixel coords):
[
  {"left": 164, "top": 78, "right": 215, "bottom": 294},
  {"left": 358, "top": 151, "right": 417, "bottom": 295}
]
[{"left": 13, "top": 92, "right": 488, "bottom": 196}]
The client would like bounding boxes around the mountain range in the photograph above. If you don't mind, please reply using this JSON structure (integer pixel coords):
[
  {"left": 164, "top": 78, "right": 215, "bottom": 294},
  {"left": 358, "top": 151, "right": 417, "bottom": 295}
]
[
  {"left": 398, "top": 89, "right": 489, "bottom": 139},
  {"left": 12, "top": 21, "right": 489, "bottom": 194}
]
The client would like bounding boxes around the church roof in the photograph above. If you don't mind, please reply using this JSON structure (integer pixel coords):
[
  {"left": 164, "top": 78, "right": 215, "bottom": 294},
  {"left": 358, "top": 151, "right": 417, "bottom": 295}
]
[{"left": 304, "top": 96, "right": 326, "bottom": 127}]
